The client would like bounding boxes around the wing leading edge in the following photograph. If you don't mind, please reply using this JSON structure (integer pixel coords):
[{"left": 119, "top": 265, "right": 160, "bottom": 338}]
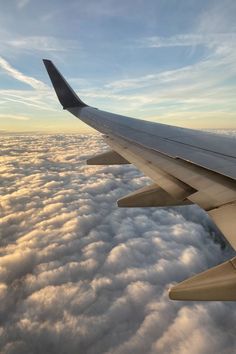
[{"left": 43, "top": 59, "right": 236, "bottom": 301}]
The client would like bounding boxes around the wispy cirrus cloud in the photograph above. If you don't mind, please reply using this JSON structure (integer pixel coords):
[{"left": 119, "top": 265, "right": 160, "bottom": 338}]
[
  {"left": 93, "top": 27, "right": 236, "bottom": 122},
  {"left": 7, "top": 35, "right": 78, "bottom": 53},
  {"left": 90, "top": 54, "right": 235, "bottom": 104},
  {"left": 0, "top": 56, "right": 47, "bottom": 90},
  {"left": 0, "top": 113, "right": 31, "bottom": 121},
  {"left": 16, "top": 0, "right": 30, "bottom": 9},
  {"left": 105, "top": 41, "right": 236, "bottom": 94},
  {"left": 140, "top": 33, "right": 236, "bottom": 49},
  {"left": 0, "top": 88, "right": 59, "bottom": 113}
]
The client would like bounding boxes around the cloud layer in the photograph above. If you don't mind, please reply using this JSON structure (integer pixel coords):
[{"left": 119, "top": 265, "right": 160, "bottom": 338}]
[{"left": 0, "top": 134, "right": 235, "bottom": 354}]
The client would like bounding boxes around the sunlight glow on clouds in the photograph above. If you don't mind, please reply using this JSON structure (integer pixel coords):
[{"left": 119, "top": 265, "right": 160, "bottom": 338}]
[{"left": 0, "top": 134, "right": 235, "bottom": 353}]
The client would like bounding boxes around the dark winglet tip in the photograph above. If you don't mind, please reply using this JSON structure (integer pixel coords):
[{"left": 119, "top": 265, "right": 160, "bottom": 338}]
[
  {"left": 42, "top": 59, "right": 52, "bottom": 67},
  {"left": 42, "top": 59, "right": 87, "bottom": 109}
]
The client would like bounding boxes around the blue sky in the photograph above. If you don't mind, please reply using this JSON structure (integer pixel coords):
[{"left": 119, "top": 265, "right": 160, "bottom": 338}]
[{"left": 0, "top": 0, "right": 236, "bottom": 132}]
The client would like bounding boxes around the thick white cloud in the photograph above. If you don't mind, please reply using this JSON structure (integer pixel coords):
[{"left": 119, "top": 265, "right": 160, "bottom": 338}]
[{"left": 0, "top": 134, "right": 235, "bottom": 354}]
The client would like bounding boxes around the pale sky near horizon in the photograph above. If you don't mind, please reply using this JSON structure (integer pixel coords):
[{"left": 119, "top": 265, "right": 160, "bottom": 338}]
[{"left": 0, "top": 0, "right": 236, "bottom": 133}]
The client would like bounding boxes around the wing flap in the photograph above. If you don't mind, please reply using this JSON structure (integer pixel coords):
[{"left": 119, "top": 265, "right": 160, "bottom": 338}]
[
  {"left": 105, "top": 135, "right": 196, "bottom": 201},
  {"left": 117, "top": 183, "right": 192, "bottom": 207},
  {"left": 208, "top": 203, "right": 236, "bottom": 250},
  {"left": 106, "top": 135, "right": 236, "bottom": 208},
  {"left": 106, "top": 134, "right": 236, "bottom": 249}
]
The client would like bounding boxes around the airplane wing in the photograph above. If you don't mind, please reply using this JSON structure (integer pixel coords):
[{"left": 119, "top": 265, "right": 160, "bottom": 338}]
[{"left": 43, "top": 59, "right": 236, "bottom": 301}]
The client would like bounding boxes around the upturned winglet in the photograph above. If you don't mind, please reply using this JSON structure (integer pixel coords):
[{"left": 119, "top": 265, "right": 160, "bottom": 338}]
[{"left": 43, "top": 59, "right": 87, "bottom": 109}]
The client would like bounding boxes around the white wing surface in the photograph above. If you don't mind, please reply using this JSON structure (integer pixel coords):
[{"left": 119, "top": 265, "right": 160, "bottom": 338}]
[{"left": 43, "top": 59, "right": 236, "bottom": 301}]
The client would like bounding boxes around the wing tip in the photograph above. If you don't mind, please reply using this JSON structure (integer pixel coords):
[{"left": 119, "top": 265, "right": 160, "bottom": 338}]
[{"left": 43, "top": 59, "right": 87, "bottom": 109}]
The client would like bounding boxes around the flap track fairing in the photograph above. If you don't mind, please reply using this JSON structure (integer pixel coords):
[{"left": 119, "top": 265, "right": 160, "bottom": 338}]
[
  {"left": 118, "top": 183, "right": 193, "bottom": 208},
  {"left": 169, "top": 257, "right": 236, "bottom": 301},
  {"left": 87, "top": 150, "right": 130, "bottom": 165}
]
